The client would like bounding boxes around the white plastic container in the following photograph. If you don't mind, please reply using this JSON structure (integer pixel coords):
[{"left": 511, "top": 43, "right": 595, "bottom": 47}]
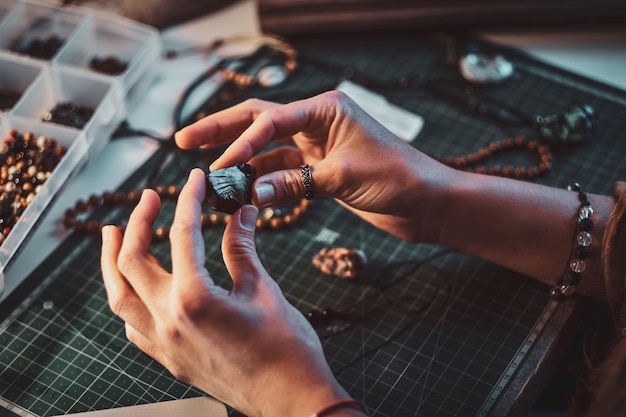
[{"left": 0, "top": 0, "right": 161, "bottom": 275}]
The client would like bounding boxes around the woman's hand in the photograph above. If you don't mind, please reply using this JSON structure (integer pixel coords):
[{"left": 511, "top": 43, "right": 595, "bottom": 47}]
[
  {"left": 100, "top": 168, "right": 355, "bottom": 417},
  {"left": 175, "top": 91, "right": 455, "bottom": 242}
]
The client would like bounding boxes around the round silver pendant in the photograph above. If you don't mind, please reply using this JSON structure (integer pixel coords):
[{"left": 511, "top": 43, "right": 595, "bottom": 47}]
[
  {"left": 257, "top": 65, "right": 288, "bottom": 87},
  {"left": 459, "top": 52, "right": 514, "bottom": 85}
]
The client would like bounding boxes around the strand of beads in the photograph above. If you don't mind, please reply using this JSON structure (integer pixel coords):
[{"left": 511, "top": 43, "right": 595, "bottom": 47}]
[
  {"left": 0, "top": 129, "right": 66, "bottom": 244},
  {"left": 550, "top": 183, "right": 594, "bottom": 299},
  {"left": 62, "top": 186, "right": 312, "bottom": 241},
  {"left": 437, "top": 136, "right": 553, "bottom": 179}
]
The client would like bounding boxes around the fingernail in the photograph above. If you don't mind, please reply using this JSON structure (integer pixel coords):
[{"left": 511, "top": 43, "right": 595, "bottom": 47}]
[
  {"left": 254, "top": 182, "right": 275, "bottom": 207},
  {"left": 101, "top": 225, "right": 112, "bottom": 242},
  {"left": 241, "top": 205, "right": 258, "bottom": 231}
]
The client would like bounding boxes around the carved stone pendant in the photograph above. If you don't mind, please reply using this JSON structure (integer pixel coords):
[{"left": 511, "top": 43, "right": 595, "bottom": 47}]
[
  {"left": 312, "top": 247, "right": 367, "bottom": 280},
  {"left": 205, "top": 163, "right": 256, "bottom": 214}
]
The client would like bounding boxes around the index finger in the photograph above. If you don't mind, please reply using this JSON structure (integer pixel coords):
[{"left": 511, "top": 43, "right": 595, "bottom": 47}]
[
  {"left": 209, "top": 94, "right": 337, "bottom": 170},
  {"left": 174, "top": 98, "right": 280, "bottom": 150}
]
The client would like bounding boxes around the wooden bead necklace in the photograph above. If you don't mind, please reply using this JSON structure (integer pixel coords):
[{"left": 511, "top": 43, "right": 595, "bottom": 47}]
[
  {"left": 0, "top": 129, "right": 67, "bottom": 244},
  {"left": 62, "top": 185, "right": 312, "bottom": 241},
  {"left": 436, "top": 135, "right": 553, "bottom": 179}
]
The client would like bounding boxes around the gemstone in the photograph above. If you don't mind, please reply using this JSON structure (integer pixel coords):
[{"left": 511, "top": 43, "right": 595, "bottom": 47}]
[{"left": 205, "top": 163, "right": 256, "bottom": 214}]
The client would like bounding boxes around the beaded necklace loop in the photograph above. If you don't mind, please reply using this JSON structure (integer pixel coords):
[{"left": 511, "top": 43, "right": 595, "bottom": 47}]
[
  {"left": 437, "top": 135, "right": 552, "bottom": 179},
  {"left": 62, "top": 185, "right": 312, "bottom": 241}
]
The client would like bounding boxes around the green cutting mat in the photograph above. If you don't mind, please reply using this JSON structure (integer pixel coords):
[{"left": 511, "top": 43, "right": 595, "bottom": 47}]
[{"left": 1, "top": 32, "right": 626, "bottom": 417}]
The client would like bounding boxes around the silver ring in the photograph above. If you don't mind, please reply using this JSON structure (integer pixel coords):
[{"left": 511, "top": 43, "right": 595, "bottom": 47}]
[{"left": 300, "top": 164, "right": 314, "bottom": 200}]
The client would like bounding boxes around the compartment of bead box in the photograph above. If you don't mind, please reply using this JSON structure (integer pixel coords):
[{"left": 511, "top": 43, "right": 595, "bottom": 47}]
[
  {"left": 10, "top": 64, "right": 124, "bottom": 156},
  {"left": 54, "top": 8, "right": 161, "bottom": 95},
  {"left": 0, "top": 115, "right": 89, "bottom": 272},
  {"left": 0, "top": 0, "right": 161, "bottom": 103},
  {"left": 0, "top": 0, "right": 84, "bottom": 60},
  {"left": 0, "top": 52, "right": 45, "bottom": 113}
]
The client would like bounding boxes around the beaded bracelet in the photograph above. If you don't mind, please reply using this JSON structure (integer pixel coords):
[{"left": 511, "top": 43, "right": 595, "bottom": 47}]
[
  {"left": 310, "top": 399, "right": 367, "bottom": 417},
  {"left": 550, "top": 183, "right": 594, "bottom": 300}
]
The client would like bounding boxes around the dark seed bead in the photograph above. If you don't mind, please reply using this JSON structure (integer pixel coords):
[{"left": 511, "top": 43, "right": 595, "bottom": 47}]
[
  {"left": 567, "top": 271, "right": 582, "bottom": 285},
  {"left": 575, "top": 246, "right": 590, "bottom": 259},
  {"left": 580, "top": 217, "right": 594, "bottom": 232}
]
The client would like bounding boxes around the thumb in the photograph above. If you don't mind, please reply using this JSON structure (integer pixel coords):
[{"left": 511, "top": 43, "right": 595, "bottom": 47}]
[
  {"left": 253, "top": 164, "right": 317, "bottom": 208},
  {"left": 222, "top": 205, "right": 267, "bottom": 295}
]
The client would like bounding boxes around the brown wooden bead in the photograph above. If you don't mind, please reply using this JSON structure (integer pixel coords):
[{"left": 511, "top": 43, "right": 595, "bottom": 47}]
[
  {"left": 86, "top": 220, "right": 100, "bottom": 233},
  {"left": 154, "top": 226, "right": 168, "bottom": 240}
]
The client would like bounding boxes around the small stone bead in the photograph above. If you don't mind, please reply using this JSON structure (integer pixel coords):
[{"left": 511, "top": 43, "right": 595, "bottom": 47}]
[
  {"left": 550, "top": 286, "right": 564, "bottom": 300},
  {"left": 579, "top": 204, "right": 593, "bottom": 219},
  {"left": 576, "top": 231, "right": 592, "bottom": 247},
  {"left": 167, "top": 185, "right": 179, "bottom": 197},
  {"left": 270, "top": 217, "right": 283, "bottom": 229},
  {"left": 282, "top": 214, "right": 295, "bottom": 226},
  {"left": 570, "top": 259, "right": 586, "bottom": 273},
  {"left": 560, "top": 284, "right": 576, "bottom": 297},
  {"left": 567, "top": 271, "right": 582, "bottom": 285},
  {"left": 575, "top": 246, "right": 590, "bottom": 259},
  {"left": 256, "top": 217, "right": 269, "bottom": 230},
  {"left": 154, "top": 226, "right": 168, "bottom": 240},
  {"left": 580, "top": 217, "right": 594, "bottom": 232}
]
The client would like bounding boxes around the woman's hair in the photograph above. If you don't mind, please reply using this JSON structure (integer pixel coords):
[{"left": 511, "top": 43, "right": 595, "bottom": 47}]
[{"left": 573, "top": 181, "right": 626, "bottom": 417}]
